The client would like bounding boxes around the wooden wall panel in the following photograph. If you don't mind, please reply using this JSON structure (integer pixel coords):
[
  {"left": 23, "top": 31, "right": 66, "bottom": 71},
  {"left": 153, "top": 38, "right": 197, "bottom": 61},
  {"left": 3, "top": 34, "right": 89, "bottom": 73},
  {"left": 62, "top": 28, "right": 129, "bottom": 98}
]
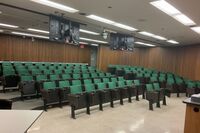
[
  {"left": 0, "top": 35, "right": 91, "bottom": 63},
  {"left": 98, "top": 45, "right": 200, "bottom": 80}
]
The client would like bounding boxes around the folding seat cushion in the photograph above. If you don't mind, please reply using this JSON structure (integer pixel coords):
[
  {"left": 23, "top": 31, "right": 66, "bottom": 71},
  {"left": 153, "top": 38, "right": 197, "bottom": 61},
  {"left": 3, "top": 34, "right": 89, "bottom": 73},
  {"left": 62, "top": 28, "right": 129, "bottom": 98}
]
[
  {"left": 71, "top": 80, "right": 82, "bottom": 86},
  {"left": 68, "top": 85, "right": 88, "bottom": 119},
  {"left": 40, "top": 81, "right": 60, "bottom": 111},
  {"left": 61, "top": 74, "right": 71, "bottom": 80},
  {"left": 72, "top": 74, "right": 81, "bottom": 79},
  {"left": 84, "top": 79, "right": 93, "bottom": 84},
  {"left": 186, "top": 82, "right": 197, "bottom": 97},
  {"left": 58, "top": 80, "right": 70, "bottom": 101},
  {"left": 49, "top": 74, "right": 60, "bottom": 81},
  {"left": 93, "top": 78, "right": 102, "bottom": 84},
  {"left": 102, "top": 78, "right": 110, "bottom": 83},
  {"left": 19, "top": 75, "right": 36, "bottom": 99}
]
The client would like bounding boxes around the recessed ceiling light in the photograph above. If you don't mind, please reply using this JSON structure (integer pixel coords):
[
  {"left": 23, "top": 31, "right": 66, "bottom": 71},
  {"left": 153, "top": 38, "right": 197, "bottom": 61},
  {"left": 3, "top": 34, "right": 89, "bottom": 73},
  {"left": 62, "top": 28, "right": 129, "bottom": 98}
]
[
  {"left": 135, "top": 42, "right": 156, "bottom": 47},
  {"left": 167, "top": 40, "right": 179, "bottom": 44},
  {"left": 79, "top": 42, "right": 89, "bottom": 45},
  {"left": 173, "top": 14, "right": 196, "bottom": 26},
  {"left": 12, "top": 31, "right": 49, "bottom": 39},
  {"left": 113, "top": 23, "right": 137, "bottom": 31},
  {"left": 150, "top": 0, "right": 181, "bottom": 16},
  {"left": 139, "top": 31, "right": 154, "bottom": 37},
  {"left": 87, "top": 14, "right": 137, "bottom": 31},
  {"left": 27, "top": 28, "right": 49, "bottom": 34},
  {"left": 91, "top": 44, "right": 99, "bottom": 46},
  {"left": 191, "top": 26, "right": 200, "bottom": 34},
  {"left": 0, "top": 23, "right": 19, "bottom": 28},
  {"left": 79, "top": 29, "right": 100, "bottom": 35},
  {"left": 30, "top": 0, "right": 79, "bottom": 13},
  {"left": 153, "top": 35, "right": 167, "bottom": 40},
  {"left": 80, "top": 37, "right": 108, "bottom": 44},
  {"left": 87, "top": 15, "right": 115, "bottom": 25}
]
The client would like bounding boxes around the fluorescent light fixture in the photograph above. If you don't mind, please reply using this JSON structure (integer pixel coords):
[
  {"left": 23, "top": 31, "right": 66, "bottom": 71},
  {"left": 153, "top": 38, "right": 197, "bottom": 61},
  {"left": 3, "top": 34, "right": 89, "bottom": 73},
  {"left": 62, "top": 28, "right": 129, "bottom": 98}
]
[
  {"left": 91, "top": 44, "right": 99, "bottom": 46},
  {"left": 113, "top": 23, "right": 137, "bottom": 31},
  {"left": 150, "top": 0, "right": 181, "bottom": 16},
  {"left": 12, "top": 31, "right": 49, "bottom": 39},
  {"left": 0, "top": 23, "right": 19, "bottom": 28},
  {"left": 27, "top": 28, "right": 49, "bottom": 34},
  {"left": 167, "top": 40, "right": 179, "bottom": 44},
  {"left": 173, "top": 14, "right": 196, "bottom": 26},
  {"left": 79, "top": 41, "right": 89, "bottom": 45},
  {"left": 87, "top": 15, "right": 137, "bottom": 31},
  {"left": 0, "top": 29, "right": 3, "bottom": 32},
  {"left": 135, "top": 42, "right": 156, "bottom": 47},
  {"left": 79, "top": 29, "right": 100, "bottom": 35},
  {"left": 87, "top": 15, "right": 115, "bottom": 25},
  {"left": 30, "top": 0, "right": 79, "bottom": 13},
  {"left": 139, "top": 31, "right": 154, "bottom": 37},
  {"left": 153, "top": 35, "right": 167, "bottom": 40},
  {"left": 80, "top": 37, "right": 108, "bottom": 44},
  {"left": 191, "top": 26, "right": 200, "bottom": 34}
]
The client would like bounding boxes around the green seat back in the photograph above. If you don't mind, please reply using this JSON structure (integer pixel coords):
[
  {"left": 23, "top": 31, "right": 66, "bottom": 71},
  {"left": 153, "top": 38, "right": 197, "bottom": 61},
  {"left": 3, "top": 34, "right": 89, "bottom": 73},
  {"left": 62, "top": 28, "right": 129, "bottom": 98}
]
[
  {"left": 82, "top": 73, "right": 90, "bottom": 79},
  {"left": 94, "top": 79, "right": 101, "bottom": 84},
  {"left": 111, "top": 78, "right": 117, "bottom": 82},
  {"left": 70, "top": 85, "right": 83, "bottom": 94},
  {"left": 118, "top": 81, "right": 125, "bottom": 87},
  {"left": 91, "top": 73, "right": 98, "bottom": 78},
  {"left": 97, "top": 83, "right": 106, "bottom": 90},
  {"left": 43, "top": 82, "right": 56, "bottom": 90},
  {"left": 43, "top": 70, "right": 53, "bottom": 75},
  {"left": 72, "top": 80, "right": 81, "bottom": 86},
  {"left": 84, "top": 79, "right": 92, "bottom": 84},
  {"left": 21, "top": 76, "right": 33, "bottom": 81},
  {"left": 54, "top": 70, "right": 62, "bottom": 74},
  {"left": 59, "top": 81, "right": 70, "bottom": 88},
  {"left": 62, "top": 74, "right": 71, "bottom": 80},
  {"left": 108, "top": 82, "right": 117, "bottom": 89},
  {"left": 146, "top": 84, "right": 154, "bottom": 91},
  {"left": 103, "top": 78, "right": 110, "bottom": 83},
  {"left": 150, "top": 77, "right": 158, "bottom": 82},
  {"left": 159, "top": 76, "right": 165, "bottom": 82},
  {"left": 126, "top": 80, "right": 133, "bottom": 86},
  {"left": 50, "top": 75, "right": 59, "bottom": 80},
  {"left": 187, "top": 82, "right": 196, "bottom": 89},
  {"left": 167, "top": 78, "right": 175, "bottom": 85},
  {"left": 36, "top": 75, "right": 48, "bottom": 81},
  {"left": 99, "top": 73, "right": 105, "bottom": 77},
  {"left": 85, "top": 84, "right": 95, "bottom": 92},
  {"left": 153, "top": 83, "right": 160, "bottom": 91},
  {"left": 133, "top": 80, "right": 140, "bottom": 86},
  {"left": 118, "top": 77, "right": 125, "bottom": 81},
  {"left": 72, "top": 74, "right": 81, "bottom": 79}
]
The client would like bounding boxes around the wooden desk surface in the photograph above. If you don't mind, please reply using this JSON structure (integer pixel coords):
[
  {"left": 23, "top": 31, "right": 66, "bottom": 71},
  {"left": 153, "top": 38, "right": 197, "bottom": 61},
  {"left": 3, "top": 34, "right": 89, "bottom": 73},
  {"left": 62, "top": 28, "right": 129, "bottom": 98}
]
[{"left": 0, "top": 110, "right": 43, "bottom": 133}]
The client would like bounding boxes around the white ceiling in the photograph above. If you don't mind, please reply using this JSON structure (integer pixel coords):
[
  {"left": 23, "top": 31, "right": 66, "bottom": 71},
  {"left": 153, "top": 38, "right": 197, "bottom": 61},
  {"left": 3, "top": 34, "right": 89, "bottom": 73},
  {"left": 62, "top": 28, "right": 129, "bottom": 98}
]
[{"left": 0, "top": 0, "right": 200, "bottom": 46}]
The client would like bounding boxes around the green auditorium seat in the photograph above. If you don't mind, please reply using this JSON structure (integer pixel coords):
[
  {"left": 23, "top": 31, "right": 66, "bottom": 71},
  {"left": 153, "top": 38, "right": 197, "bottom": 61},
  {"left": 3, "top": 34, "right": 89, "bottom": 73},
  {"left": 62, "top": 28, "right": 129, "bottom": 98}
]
[
  {"left": 68, "top": 85, "right": 88, "bottom": 119},
  {"left": 40, "top": 81, "right": 60, "bottom": 111},
  {"left": 111, "top": 77, "right": 117, "bottom": 82},
  {"left": 91, "top": 73, "right": 98, "bottom": 78},
  {"left": 102, "top": 78, "right": 110, "bottom": 83},
  {"left": 17, "top": 69, "right": 30, "bottom": 76},
  {"left": 83, "top": 79, "right": 93, "bottom": 84},
  {"left": 93, "top": 78, "right": 101, "bottom": 84},
  {"left": 58, "top": 80, "right": 70, "bottom": 102},
  {"left": 133, "top": 80, "right": 145, "bottom": 100},
  {"left": 31, "top": 69, "right": 42, "bottom": 75},
  {"left": 19, "top": 75, "right": 36, "bottom": 100},
  {"left": 63, "top": 69, "right": 72, "bottom": 74},
  {"left": 43, "top": 69, "right": 53, "bottom": 75},
  {"left": 118, "top": 77, "right": 125, "bottom": 81},
  {"left": 117, "top": 81, "right": 130, "bottom": 104},
  {"left": 61, "top": 74, "right": 71, "bottom": 80},
  {"left": 54, "top": 70, "right": 63, "bottom": 75},
  {"left": 186, "top": 82, "right": 197, "bottom": 97},
  {"left": 125, "top": 80, "right": 137, "bottom": 102},
  {"left": 49, "top": 74, "right": 60, "bottom": 81},
  {"left": 72, "top": 74, "right": 81, "bottom": 79},
  {"left": 150, "top": 77, "right": 158, "bottom": 83},
  {"left": 99, "top": 73, "right": 105, "bottom": 78},
  {"left": 82, "top": 73, "right": 90, "bottom": 79},
  {"left": 71, "top": 80, "right": 82, "bottom": 86}
]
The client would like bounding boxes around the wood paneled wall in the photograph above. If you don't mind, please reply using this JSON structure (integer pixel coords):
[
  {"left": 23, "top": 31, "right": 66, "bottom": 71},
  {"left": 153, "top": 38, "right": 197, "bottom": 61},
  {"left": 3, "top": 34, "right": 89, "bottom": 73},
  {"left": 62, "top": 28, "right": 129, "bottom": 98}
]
[
  {"left": 0, "top": 35, "right": 91, "bottom": 63},
  {"left": 97, "top": 45, "right": 200, "bottom": 80}
]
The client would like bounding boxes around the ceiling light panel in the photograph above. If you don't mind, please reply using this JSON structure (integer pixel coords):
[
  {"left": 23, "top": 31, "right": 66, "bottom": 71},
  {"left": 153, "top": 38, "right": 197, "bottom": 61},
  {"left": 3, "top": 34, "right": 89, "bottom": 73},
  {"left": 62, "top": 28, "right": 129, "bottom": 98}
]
[
  {"left": 153, "top": 35, "right": 167, "bottom": 40},
  {"left": 0, "top": 29, "right": 3, "bottom": 32},
  {"left": 12, "top": 31, "right": 49, "bottom": 39},
  {"left": 167, "top": 40, "right": 179, "bottom": 44},
  {"left": 191, "top": 26, "right": 200, "bottom": 34},
  {"left": 79, "top": 29, "right": 100, "bottom": 35},
  {"left": 80, "top": 37, "right": 108, "bottom": 44},
  {"left": 91, "top": 44, "right": 99, "bottom": 46},
  {"left": 30, "top": 0, "right": 79, "bottom": 13},
  {"left": 139, "top": 31, "right": 154, "bottom": 37},
  {"left": 0, "top": 23, "right": 19, "bottom": 28},
  {"left": 135, "top": 42, "right": 156, "bottom": 47},
  {"left": 87, "top": 15, "right": 137, "bottom": 31},
  {"left": 150, "top": 0, "right": 181, "bottom": 16},
  {"left": 173, "top": 14, "right": 196, "bottom": 26},
  {"left": 27, "top": 28, "right": 49, "bottom": 34}
]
